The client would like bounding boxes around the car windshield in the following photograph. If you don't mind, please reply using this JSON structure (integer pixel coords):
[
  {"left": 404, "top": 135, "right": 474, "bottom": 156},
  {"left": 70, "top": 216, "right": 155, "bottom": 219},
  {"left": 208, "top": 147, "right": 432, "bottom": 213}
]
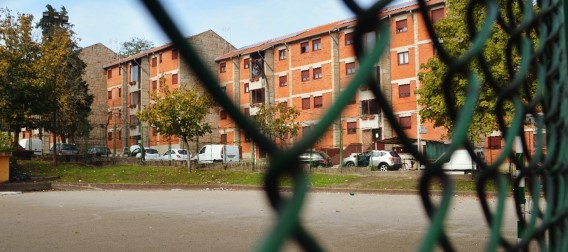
[
  {"left": 177, "top": 150, "right": 188, "bottom": 155},
  {"left": 146, "top": 149, "right": 158, "bottom": 154},
  {"left": 389, "top": 151, "right": 400, "bottom": 157},
  {"left": 62, "top": 144, "right": 77, "bottom": 150}
]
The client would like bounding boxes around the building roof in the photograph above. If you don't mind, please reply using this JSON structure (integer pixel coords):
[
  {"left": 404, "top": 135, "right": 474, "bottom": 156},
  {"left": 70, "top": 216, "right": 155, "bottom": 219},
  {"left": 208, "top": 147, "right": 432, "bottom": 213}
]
[
  {"left": 103, "top": 30, "right": 230, "bottom": 69},
  {"left": 215, "top": 0, "right": 445, "bottom": 61}
]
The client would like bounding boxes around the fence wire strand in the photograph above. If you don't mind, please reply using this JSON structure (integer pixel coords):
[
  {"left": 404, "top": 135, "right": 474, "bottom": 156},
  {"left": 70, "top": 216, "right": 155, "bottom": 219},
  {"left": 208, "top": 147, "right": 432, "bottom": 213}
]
[{"left": 141, "top": 0, "right": 568, "bottom": 251}]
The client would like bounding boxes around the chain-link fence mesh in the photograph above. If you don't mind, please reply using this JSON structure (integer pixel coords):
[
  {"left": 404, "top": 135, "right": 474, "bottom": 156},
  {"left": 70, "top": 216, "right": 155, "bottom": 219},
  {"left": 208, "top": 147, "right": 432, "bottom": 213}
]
[{"left": 138, "top": 0, "right": 567, "bottom": 251}]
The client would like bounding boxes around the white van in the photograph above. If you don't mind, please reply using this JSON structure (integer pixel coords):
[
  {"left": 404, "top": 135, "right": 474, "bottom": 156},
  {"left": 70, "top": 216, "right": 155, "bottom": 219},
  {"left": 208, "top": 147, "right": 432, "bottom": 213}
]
[
  {"left": 438, "top": 149, "right": 485, "bottom": 174},
  {"left": 18, "top": 139, "right": 43, "bottom": 156},
  {"left": 196, "top": 144, "right": 240, "bottom": 164}
]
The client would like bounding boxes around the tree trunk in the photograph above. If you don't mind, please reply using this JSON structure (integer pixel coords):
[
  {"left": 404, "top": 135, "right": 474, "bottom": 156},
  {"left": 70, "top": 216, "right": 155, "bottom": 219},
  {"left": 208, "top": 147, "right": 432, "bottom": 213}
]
[{"left": 182, "top": 136, "right": 191, "bottom": 172}]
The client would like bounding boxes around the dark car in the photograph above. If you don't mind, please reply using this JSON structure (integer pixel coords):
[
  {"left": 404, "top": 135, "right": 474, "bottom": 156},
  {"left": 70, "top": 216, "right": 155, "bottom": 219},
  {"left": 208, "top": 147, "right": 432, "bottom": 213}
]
[
  {"left": 88, "top": 146, "right": 111, "bottom": 157},
  {"left": 48, "top": 143, "right": 79, "bottom": 156},
  {"left": 298, "top": 151, "right": 333, "bottom": 168}
]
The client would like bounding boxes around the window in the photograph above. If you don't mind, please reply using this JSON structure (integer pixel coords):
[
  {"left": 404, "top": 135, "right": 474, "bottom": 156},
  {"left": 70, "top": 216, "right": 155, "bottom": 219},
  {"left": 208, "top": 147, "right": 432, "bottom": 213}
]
[
  {"left": 220, "top": 110, "right": 227, "bottom": 120},
  {"left": 279, "top": 49, "right": 286, "bottom": 60},
  {"left": 279, "top": 76, "right": 288, "bottom": 87},
  {"left": 172, "top": 49, "right": 178, "bottom": 60},
  {"left": 172, "top": 74, "right": 178, "bottom": 85},
  {"left": 312, "top": 39, "right": 321, "bottom": 51},
  {"left": 151, "top": 57, "right": 157, "bottom": 67},
  {"left": 152, "top": 80, "right": 158, "bottom": 90},
  {"left": 313, "top": 67, "right": 322, "bottom": 79},
  {"left": 302, "top": 126, "right": 311, "bottom": 136},
  {"left": 432, "top": 8, "right": 445, "bottom": 24},
  {"left": 118, "top": 88, "right": 121, "bottom": 97},
  {"left": 159, "top": 53, "right": 163, "bottom": 63},
  {"left": 107, "top": 132, "right": 113, "bottom": 141},
  {"left": 314, "top": 96, "right": 323, "bottom": 108},
  {"left": 396, "top": 19, "right": 408, "bottom": 33},
  {"left": 244, "top": 83, "right": 249, "bottom": 93},
  {"left": 488, "top": 136, "right": 502, "bottom": 149},
  {"left": 399, "top": 84, "right": 410, "bottom": 97},
  {"left": 219, "top": 62, "right": 226, "bottom": 73},
  {"left": 302, "top": 97, "right": 310, "bottom": 109},
  {"left": 347, "top": 122, "right": 357, "bottom": 134},
  {"left": 300, "top": 42, "right": 309, "bottom": 53},
  {"left": 220, "top": 134, "right": 227, "bottom": 144},
  {"left": 346, "top": 62, "right": 356, "bottom": 75},
  {"left": 398, "top": 51, "right": 409, "bottom": 65},
  {"left": 107, "top": 69, "right": 112, "bottom": 79},
  {"left": 301, "top": 70, "right": 310, "bottom": 81},
  {"left": 118, "top": 67, "right": 121, "bottom": 76},
  {"left": 243, "top": 58, "right": 250, "bottom": 69},
  {"left": 345, "top": 32, "right": 353, "bottom": 45},
  {"left": 361, "top": 99, "right": 379, "bottom": 115},
  {"left": 107, "top": 90, "right": 112, "bottom": 100},
  {"left": 251, "top": 88, "right": 265, "bottom": 104},
  {"left": 400, "top": 116, "right": 412, "bottom": 129}
]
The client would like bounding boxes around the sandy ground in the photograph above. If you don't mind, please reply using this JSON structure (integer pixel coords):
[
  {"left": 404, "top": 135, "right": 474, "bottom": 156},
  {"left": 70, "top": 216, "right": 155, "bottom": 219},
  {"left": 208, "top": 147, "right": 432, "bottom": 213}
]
[{"left": 0, "top": 189, "right": 519, "bottom": 251}]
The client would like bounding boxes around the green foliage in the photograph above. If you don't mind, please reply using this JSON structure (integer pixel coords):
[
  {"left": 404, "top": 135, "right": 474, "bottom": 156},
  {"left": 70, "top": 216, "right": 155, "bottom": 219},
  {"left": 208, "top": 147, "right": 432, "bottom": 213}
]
[
  {"left": 416, "top": 0, "right": 535, "bottom": 142},
  {"left": 137, "top": 86, "right": 214, "bottom": 168},
  {"left": 254, "top": 103, "right": 300, "bottom": 147},
  {"left": 118, "top": 37, "right": 154, "bottom": 57},
  {"left": 0, "top": 9, "right": 47, "bottom": 135},
  {"left": 0, "top": 132, "right": 13, "bottom": 152}
]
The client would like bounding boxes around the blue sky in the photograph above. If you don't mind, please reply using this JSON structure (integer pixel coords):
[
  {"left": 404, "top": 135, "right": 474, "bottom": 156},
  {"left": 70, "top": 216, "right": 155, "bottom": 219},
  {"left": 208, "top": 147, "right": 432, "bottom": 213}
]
[{"left": 2, "top": 0, "right": 386, "bottom": 51}]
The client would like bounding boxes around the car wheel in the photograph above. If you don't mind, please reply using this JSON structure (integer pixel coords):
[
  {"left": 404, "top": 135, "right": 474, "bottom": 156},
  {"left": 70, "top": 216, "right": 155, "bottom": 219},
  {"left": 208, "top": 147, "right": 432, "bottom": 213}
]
[
  {"left": 379, "top": 163, "right": 389, "bottom": 171},
  {"left": 345, "top": 162, "right": 355, "bottom": 167}
]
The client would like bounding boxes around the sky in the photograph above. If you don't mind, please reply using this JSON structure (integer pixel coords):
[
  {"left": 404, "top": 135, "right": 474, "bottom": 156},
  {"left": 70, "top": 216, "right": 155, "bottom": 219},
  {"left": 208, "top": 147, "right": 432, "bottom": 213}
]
[{"left": 2, "top": 0, "right": 385, "bottom": 51}]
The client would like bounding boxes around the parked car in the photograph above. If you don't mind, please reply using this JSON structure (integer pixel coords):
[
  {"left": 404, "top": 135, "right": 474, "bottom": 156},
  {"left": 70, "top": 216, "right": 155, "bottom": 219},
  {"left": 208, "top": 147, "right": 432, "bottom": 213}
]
[
  {"left": 135, "top": 148, "right": 160, "bottom": 160},
  {"left": 160, "top": 149, "right": 190, "bottom": 161},
  {"left": 18, "top": 139, "right": 43, "bottom": 156},
  {"left": 195, "top": 144, "right": 240, "bottom": 164},
  {"left": 48, "top": 143, "right": 79, "bottom": 156},
  {"left": 343, "top": 150, "right": 402, "bottom": 171},
  {"left": 298, "top": 151, "right": 333, "bottom": 168},
  {"left": 88, "top": 146, "right": 111, "bottom": 157}
]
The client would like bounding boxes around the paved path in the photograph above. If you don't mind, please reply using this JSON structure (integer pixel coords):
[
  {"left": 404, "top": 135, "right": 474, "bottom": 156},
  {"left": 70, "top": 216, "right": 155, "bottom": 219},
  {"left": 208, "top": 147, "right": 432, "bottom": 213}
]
[{"left": 0, "top": 190, "right": 518, "bottom": 251}]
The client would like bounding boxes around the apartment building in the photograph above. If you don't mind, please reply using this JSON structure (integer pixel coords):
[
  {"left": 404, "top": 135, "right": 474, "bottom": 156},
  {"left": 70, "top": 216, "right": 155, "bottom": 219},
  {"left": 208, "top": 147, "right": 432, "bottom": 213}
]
[
  {"left": 214, "top": 0, "right": 447, "bottom": 162},
  {"left": 104, "top": 30, "right": 234, "bottom": 155}
]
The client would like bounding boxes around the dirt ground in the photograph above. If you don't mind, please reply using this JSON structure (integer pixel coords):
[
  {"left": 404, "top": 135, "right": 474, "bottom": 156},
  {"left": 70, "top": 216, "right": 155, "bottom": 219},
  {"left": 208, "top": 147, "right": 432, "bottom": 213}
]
[{"left": 0, "top": 189, "right": 519, "bottom": 251}]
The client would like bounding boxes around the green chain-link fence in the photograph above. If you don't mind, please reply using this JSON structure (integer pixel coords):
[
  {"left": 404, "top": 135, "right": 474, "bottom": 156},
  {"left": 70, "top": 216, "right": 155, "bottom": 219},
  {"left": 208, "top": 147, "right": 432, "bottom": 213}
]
[{"left": 140, "top": 0, "right": 567, "bottom": 251}]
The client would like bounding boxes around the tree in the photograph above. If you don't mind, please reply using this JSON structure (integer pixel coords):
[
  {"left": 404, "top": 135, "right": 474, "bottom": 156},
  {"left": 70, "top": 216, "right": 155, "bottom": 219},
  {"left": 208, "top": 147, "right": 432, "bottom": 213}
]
[
  {"left": 254, "top": 103, "right": 300, "bottom": 148},
  {"left": 0, "top": 9, "right": 47, "bottom": 148},
  {"left": 118, "top": 37, "right": 154, "bottom": 58},
  {"left": 137, "top": 86, "right": 215, "bottom": 170},
  {"left": 415, "top": 0, "right": 535, "bottom": 142}
]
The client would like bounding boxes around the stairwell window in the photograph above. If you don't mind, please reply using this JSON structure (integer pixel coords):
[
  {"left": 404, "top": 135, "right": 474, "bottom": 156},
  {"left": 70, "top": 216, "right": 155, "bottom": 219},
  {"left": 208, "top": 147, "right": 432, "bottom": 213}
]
[
  {"left": 301, "top": 70, "right": 310, "bottom": 81},
  {"left": 399, "top": 84, "right": 410, "bottom": 97},
  {"left": 151, "top": 57, "right": 157, "bottom": 67},
  {"left": 279, "top": 75, "right": 288, "bottom": 87},
  {"left": 361, "top": 99, "right": 378, "bottom": 115},
  {"left": 244, "top": 83, "right": 249, "bottom": 93},
  {"left": 396, "top": 19, "right": 408, "bottom": 33},
  {"left": 172, "top": 74, "right": 178, "bottom": 85},
  {"left": 314, "top": 96, "right": 323, "bottom": 108},
  {"left": 219, "top": 62, "right": 226, "bottom": 73},
  {"left": 313, "top": 67, "right": 322, "bottom": 79},
  {"left": 312, "top": 39, "right": 321, "bottom": 51},
  {"left": 345, "top": 32, "right": 353, "bottom": 45},
  {"left": 172, "top": 49, "right": 178, "bottom": 60},
  {"left": 347, "top": 122, "right": 357, "bottom": 134},
  {"left": 279, "top": 49, "right": 286, "bottom": 60},
  {"left": 398, "top": 51, "right": 409, "bottom": 65},
  {"left": 243, "top": 58, "right": 250, "bottom": 69},
  {"left": 346, "top": 62, "right": 356, "bottom": 75},
  {"left": 400, "top": 116, "right": 412, "bottom": 129},
  {"left": 302, "top": 97, "right": 310, "bottom": 109},
  {"left": 301, "top": 42, "right": 309, "bottom": 53}
]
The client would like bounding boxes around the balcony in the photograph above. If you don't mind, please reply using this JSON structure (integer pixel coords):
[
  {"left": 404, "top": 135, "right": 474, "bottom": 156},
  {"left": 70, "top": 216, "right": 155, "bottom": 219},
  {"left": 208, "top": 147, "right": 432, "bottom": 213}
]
[
  {"left": 359, "top": 114, "right": 380, "bottom": 130},
  {"left": 129, "top": 125, "right": 140, "bottom": 137},
  {"left": 249, "top": 77, "right": 265, "bottom": 91},
  {"left": 128, "top": 81, "right": 139, "bottom": 92},
  {"left": 129, "top": 104, "right": 140, "bottom": 115}
]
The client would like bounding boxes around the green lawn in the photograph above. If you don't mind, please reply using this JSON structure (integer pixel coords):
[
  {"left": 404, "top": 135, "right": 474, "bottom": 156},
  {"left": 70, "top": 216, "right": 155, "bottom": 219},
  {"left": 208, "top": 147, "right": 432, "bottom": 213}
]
[{"left": 14, "top": 160, "right": 500, "bottom": 192}]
